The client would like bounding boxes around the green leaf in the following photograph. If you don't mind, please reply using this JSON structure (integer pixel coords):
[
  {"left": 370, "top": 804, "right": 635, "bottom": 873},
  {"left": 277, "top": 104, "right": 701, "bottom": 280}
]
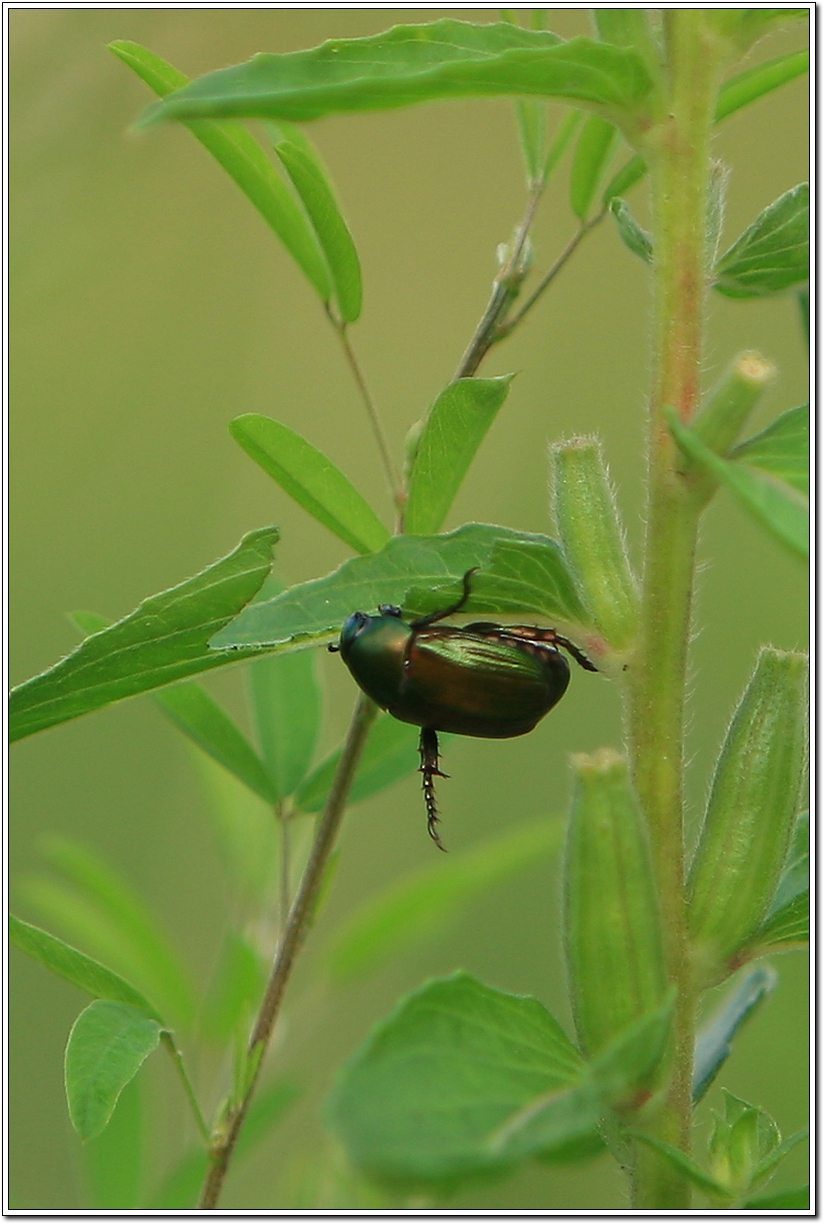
[
  {"left": 542, "top": 109, "right": 584, "bottom": 183},
  {"left": 750, "top": 809, "right": 809, "bottom": 950},
  {"left": 65, "top": 1000, "right": 162, "bottom": 1141},
  {"left": 515, "top": 98, "right": 546, "bottom": 186},
  {"left": 711, "top": 9, "right": 809, "bottom": 56},
  {"left": 609, "top": 196, "right": 652, "bottom": 262},
  {"left": 9, "top": 526, "right": 278, "bottom": 742},
  {"left": 29, "top": 838, "right": 197, "bottom": 1025},
  {"left": 84, "top": 1075, "right": 143, "bottom": 1208},
  {"left": 592, "top": 8, "right": 659, "bottom": 69},
  {"left": 108, "top": 42, "right": 331, "bottom": 302},
  {"left": 629, "top": 1131, "right": 727, "bottom": 1198},
  {"left": 669, "top": 411, "right": 808, "bottom": 559},
  {"left": 749, "top": 890, "right": 809, "bottom": 950},
  {"left": 248, "top": 650, "right": 320, "bottom": 801},
  {"left": 328, "top": 817, "right": 563, "bottom": 979},
  {"left": 272, "top": 141, "right": 362, "bottom": 322},
  {"left": 715, "top": 183, "right": 809, "bottom": 298},
  {"left": 9, "top": 914, "right": 162, "bottom": 1022},
  {"left": 743, "top": 1184, "right": 809, "bottom": 1210},
  {"left": 587, "top": 993, "right": 674, "bottom": 1111},
  {"left": 294, "top": 713, "right": 421, "bottom": 814},
  {"left": 570, "top": 114, "right": 618, "bottom": 219},
  {"left": 211, "top": 524, "right": 592, "bottom": 652},
  {"left": 716, "top": 49, "right": 809, "bottom": 122},
  {"left": 404, "top": 377, "right": 513, "bottom": 535},
  {"left": 328, "top": 972, "right": 589, "bottom": 1185},
  {"left": 194, "top": 756, "right": 280, "bottom": 904},
  {"left": 70, "top": 610, "right": 283, "bottom": 805},
  {"left": 154, "top": 682, "right": 278, "bottom": 805},
  {"left": 731, "top": 403, "right": 809, "bottom": 497},
  {"left": 692, "top": 965, "right": 777, "bottom": 1103},
  {"left": 602, "top": 153, "right": 646, "bottom": 203},
  {"left": 141, "top": 22, "right": 654, "bottom": 128},
  {"left": 230, "top": 416, "right": 389, "bottom": 555}
]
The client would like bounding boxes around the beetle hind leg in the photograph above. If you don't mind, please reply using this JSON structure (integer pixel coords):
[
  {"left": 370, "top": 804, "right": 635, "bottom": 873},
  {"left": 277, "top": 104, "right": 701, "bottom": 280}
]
[{"left": 418, "top": 726, "right": 448, "bottom": 852}]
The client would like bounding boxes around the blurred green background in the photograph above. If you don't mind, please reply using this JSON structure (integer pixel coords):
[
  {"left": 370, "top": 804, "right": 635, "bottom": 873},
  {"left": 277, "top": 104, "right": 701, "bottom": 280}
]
[{"left": 9, "top": 8, "right": 808, "bottom": 1210}]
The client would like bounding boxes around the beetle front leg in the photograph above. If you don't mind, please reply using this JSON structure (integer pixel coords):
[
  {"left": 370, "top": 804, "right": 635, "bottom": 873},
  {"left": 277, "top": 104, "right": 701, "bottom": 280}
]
[{"left": 418, "top": 726, "right": 448, "bottom": 851}]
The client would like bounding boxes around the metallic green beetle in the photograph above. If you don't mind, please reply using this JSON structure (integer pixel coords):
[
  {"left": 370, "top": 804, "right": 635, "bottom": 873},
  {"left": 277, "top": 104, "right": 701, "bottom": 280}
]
[{"left": 330, "top": 569, "right": 596, "bottom": 848}]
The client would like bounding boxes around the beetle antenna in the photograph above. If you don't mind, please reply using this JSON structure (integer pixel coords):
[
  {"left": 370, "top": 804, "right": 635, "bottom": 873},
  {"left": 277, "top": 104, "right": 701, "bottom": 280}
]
[
  {"left": 419, "top": 726, "right": 448, "bottom": 851},
  {"left": 412, "top": 567, "right": 479, "bottom": 629},
  {"left": 553, "top": 634, "right": 598, "bottom": 673}
]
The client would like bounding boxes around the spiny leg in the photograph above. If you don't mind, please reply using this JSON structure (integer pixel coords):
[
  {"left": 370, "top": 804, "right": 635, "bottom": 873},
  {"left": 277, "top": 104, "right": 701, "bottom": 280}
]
[
  {"left": 418, "top": 726, "right": 448, "bottom": 851},
  {"left": 552, "top": 633, "right": 598, "bottom": 673},
  {"left": 411, "top": 567, "right": 478, "bottom": 629}
]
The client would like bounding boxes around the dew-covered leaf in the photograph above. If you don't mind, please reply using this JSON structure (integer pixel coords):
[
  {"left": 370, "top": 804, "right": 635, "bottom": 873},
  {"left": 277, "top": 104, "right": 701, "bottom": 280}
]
[{"left": 10, "top": 527, "right": 278, "bottom": 742}]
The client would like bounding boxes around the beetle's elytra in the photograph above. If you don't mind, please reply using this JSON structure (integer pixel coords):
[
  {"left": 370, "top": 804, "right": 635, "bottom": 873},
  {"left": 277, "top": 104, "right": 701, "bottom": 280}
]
[{"left": 330, "top": 569, "right": 596, "bottom": 849}]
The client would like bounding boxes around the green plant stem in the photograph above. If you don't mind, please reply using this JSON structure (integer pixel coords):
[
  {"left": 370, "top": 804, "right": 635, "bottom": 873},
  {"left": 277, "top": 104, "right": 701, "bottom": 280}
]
[
  {"left": 626, "top": 11, "right": 726, "bottom": 1210},
  {"left": 454, "top": 183, "right": 543, "bottom": 379},
  {"left": 331, "top": 314, "right": 402, "bottom": 508},
  {"left": 497, "top": 208, "right": 606, "bottom": 339},
  {"left": 161, "top": 1031, "right": 210, "bottom": 1144},
  {"left": 198, "top": 694, "right": 379, "bottom": 1210}
]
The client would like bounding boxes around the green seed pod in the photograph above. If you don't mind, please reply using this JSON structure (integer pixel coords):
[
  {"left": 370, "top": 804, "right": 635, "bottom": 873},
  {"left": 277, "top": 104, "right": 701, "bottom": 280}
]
[
  {"left": 688, "top": 648, "right": 808, "bottom": 986},
  {"left": 565, "top": 749, "right": 668, "bottom": 1057},
  {"left": 550, "top": 438, "right": 638, "bottom": 653}
]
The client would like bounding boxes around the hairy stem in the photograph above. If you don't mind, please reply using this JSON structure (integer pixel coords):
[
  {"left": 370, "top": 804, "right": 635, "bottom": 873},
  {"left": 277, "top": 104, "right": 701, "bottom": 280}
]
[
  {"left": 198, "top": 695, "right": 378, "bottom": 1210},
  {"left": 627, "top": 11, "right": 726, "bottom": 1210}
]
